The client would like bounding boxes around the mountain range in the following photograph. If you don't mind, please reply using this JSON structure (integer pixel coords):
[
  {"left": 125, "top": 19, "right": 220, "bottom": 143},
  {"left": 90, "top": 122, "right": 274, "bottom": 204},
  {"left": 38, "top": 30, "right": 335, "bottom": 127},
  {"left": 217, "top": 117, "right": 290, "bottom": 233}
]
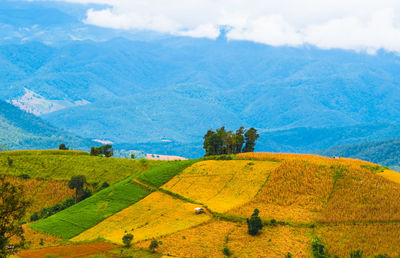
[{"left": 1, "top": 0, "right": 400, "bottom": 160}]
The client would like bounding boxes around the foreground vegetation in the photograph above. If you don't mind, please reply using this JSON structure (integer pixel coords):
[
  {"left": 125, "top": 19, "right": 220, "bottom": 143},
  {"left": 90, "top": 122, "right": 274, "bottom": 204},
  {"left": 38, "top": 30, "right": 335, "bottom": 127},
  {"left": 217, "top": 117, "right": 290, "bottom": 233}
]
[{"left": 3, "top": 151, "right": 400, "bottom": 257}]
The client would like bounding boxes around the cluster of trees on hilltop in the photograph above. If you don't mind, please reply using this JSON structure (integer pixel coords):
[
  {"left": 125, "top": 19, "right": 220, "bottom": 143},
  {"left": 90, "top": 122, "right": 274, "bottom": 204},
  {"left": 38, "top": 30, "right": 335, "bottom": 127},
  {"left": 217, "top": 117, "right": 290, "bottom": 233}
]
[{"left": 203, "top": 127, "right": 259, "bottom": 156}]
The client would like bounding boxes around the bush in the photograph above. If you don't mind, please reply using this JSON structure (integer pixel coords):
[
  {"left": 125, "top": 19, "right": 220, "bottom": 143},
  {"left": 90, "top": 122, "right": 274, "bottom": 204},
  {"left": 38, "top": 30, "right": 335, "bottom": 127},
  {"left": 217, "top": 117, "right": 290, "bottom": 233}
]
[
  {"left": 350, "top": 250, "right": 363, "bottom": 258},
  {"left": 311, "top": 238, "right": 328, "bottom": 258},
  {"left": 285, "top": 253, "right": 293, "bottom": 258},
  {"left": 247, "top": 208, "right": 263, "bottom": 236},
  {"left": 375, "top": 254, "right": 390, "bottom": 258},
  {"left": 149, "top": 240, "right": 159, "bottom": 252},
  {"left": 101, "top": 182, "right": 110, "bottom": 189},
  {"left": 18, "top": 174, "right": 30, "bottom": 179},
  {"left": 122, "top": 233, "right": 133, "bottom": 248},
  {"left": 7, "top": 157, "right": 13, "bottom": 166},
  {"left": 222, "top": 247, "right": 231, "bottom": 256},
  {"left": 58, "top": 144, "right": 68, "bottom": 150},
  {"left": 270, "top": 219, "right": 277, "bottom": 226},
  {"left": 30, "top": 212, "right": 39, "bottom": 222}
]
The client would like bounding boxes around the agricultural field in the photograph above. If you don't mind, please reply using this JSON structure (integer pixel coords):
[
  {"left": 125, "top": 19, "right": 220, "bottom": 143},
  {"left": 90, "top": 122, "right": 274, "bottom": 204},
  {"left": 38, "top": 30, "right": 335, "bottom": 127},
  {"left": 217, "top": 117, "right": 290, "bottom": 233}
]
[
  {"left": 30, "top": 176, "right": 149, "bottom": 238},
  {"left": 162, "top": 160, "right": 280, "bottom": 212},
  {"left": 138, "top": 159, "right": 198, "bottom": 187},
  {"left": 137, "top": 220, "right": 310, "bottom": 257},
  {"left": 72, "top": 191, "right": 210, "bottom": 243},
  {"left": 15, "top": 241, "right": 118, "bottom": 258},
  {"left": 0, "top": 150, "right": 163, "bottom": 184},
  {"left": 315, "top": 224, "right": 400, "bottom": 257},
  {"left": 3, "top": 175, "right": 74, "bottom": 220}
]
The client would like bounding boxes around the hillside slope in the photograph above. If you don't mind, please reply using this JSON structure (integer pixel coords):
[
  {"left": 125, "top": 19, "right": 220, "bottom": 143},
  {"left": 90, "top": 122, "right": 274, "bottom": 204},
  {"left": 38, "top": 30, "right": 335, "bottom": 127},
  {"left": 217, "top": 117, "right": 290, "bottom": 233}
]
[
  {"left": 61, "top": 153, "right": 400, "bottom": 257},
  {"left": 0, "top": 100, "right": 93, "bottom": 150},
  {"left": 319, "top": 138, "right": 400, "bottom": 170}
]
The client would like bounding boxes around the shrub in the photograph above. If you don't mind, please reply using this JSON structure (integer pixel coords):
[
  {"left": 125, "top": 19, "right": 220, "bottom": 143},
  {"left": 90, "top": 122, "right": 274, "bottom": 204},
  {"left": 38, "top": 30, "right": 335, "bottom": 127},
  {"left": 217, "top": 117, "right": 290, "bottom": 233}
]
[
  {"left": 222, "top": 247, "right": 231, "bottom": 256},
  {"left": 30, "top": 212, "right": 39, "bottom": 222},
  {"left": 247, "top": 208, "right": 263, "bottom": 235},
  {"left": 58, "top": 144, "right": 68, "bottom": 150},
  {"left": 18, "top": 174, "right": 30, "bottom": 179},
  {"left": 101, "top": 182, "right": 110, "bottom": 189},
  {"left": 285, "top": 253, "right": 293, "bottom": 258},
  {"left": 149, "top": 240, "right": 159, "bottom": 252},
  {"left": 7, "top": 157, "right": 13, "bottom": 166},
  {"left": 311, "top": 238, "right": 328, "bottom": 258},
  {"left": 122, "top": 233, "right": 133, "bottom": 248},
  {"left": 375, "top": 254, "right": 390, "bottom": 258},
  {"left": 350, "top": 250, "right": 363, "bottom": 258},
  {"left": 270, "top": 219, "right": 277, "bottom": 226}
]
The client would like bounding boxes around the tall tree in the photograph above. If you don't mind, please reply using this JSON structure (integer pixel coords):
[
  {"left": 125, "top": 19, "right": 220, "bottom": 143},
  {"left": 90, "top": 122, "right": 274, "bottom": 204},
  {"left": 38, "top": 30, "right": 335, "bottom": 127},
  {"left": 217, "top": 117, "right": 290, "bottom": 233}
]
[
  {"left": 243, "top": 128, "right": 259, "bottom": 153},
  {"left": 68, "top": 175, "right": 87, "bottom": 203},
  {"left": 0, "top": 176, "right": 30, "bottom": 256}
]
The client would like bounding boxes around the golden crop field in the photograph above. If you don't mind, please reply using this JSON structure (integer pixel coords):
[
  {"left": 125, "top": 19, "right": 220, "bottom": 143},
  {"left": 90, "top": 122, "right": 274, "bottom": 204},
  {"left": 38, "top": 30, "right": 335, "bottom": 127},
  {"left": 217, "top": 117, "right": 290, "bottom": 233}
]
[
  {"left": 137, "top": 220, "right": 310, "bottom": 257},
  {"left": 72, "top": 191, "right": 210, "bottom": 243},
  {"left": 230, "top": 160, "right": 335, "bottom": 223},
  {"left": 316, "top": 224, "right": 400, "bottom": 257},
  {"left": 4, "top": 176, "right": 74, "bottom": 219},
  {"left": 378, "top": 169, "right": 400, "bottom": 185},
  {"left": 319, "top": 166, "right": 400, "bottom": 223},
  {"left": 162, "top": 160, "right": 280, "bottom": 213}
]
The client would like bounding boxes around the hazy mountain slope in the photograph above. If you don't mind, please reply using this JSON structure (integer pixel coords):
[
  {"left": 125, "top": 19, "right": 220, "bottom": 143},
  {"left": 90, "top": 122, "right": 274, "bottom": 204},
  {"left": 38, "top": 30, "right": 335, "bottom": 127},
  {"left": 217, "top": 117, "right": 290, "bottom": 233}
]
[
  {"left": 0, "top": 100, "right": 93, "bottom": 150},
  {"left": 319, "top": 139, "right": 400, "bottom": 170}
]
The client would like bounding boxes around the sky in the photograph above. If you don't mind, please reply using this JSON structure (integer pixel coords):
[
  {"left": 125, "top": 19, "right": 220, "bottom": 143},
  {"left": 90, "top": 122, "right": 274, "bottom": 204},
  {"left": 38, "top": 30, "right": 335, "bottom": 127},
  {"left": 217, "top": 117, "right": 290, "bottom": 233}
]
[{"left": 36, "top": 0, "right": 400, "bottom": 53}]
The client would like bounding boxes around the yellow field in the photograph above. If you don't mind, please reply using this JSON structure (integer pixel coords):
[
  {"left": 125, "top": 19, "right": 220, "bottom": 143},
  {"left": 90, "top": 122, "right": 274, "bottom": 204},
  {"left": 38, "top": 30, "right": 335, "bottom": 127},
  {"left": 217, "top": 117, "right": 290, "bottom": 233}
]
[
  {"left": 378, "top": 169, "right": 400, "bottom": 185},
  {"left": 230, "top": 160, "right": 335, "bottom": 222},
  {"left": 162, "top": 160, "right": 280, "bottom": 212},
  {"left": 137, "top": 220, "right": 310, "bottom": 257},
  {"left": 316, "top": 224, "right": 400, "bottom": 257},
  {"left": 4, "top": 176, "right": 74, "bottom": 219},
  {"left": 319, "top": 166, "right": 400, "bottom": 223},
  {"left": 72, "top": 191, "right": 210, "bottom": 243}
]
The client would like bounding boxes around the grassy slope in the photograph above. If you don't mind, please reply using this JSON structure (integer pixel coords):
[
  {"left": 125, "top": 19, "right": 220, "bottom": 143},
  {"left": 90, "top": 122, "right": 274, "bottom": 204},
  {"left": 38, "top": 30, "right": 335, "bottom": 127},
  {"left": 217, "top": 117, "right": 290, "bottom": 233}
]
[
  {"left": 30, "top": 176, "right": 149, "bottom": 239},
  {"left": 0, "top": 150, "right": 162, "bottom": 184},
  {"left": 138, "top": 160, "right": 198, "bottom": 187}
]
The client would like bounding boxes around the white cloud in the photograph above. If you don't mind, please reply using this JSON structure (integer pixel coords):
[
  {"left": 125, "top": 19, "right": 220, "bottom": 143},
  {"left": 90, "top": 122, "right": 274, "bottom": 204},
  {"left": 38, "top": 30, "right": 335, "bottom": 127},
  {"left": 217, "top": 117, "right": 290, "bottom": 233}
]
[{"left": 37, "top": 0, "right": 400, "bottom": 53}]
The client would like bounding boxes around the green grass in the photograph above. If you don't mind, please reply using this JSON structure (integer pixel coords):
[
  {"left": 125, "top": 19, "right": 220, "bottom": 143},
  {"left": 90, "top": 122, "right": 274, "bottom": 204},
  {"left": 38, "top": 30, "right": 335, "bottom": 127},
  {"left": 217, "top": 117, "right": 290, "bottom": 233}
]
[
  {"left": 30, "top": 176, "right": 150, "bottom": 239},
  {"left": 0, "top": 150, "right": 163, "bottom": 184},
  {"left": 138, "top": 160, "right": 198, "bottom": 187}
]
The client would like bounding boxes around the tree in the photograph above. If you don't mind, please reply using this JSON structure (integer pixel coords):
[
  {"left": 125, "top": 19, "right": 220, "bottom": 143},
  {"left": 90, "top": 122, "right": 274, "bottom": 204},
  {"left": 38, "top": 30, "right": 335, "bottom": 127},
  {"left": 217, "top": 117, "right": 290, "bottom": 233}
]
[
  {"left": 243, "top": 128, "right": 259, "bottom": 153},
  {"left": 7, "top": 157, "right": 12, "bottom": 167},
  {"left": 246, "top": 208, "right": 263, "bottom": 236},
  {"left": 149, "top": 240, "right": 159, "bottom": 252},
  {"left": 122, "top": 233, "right": 133, "bottom": 248},
  {"left": 58, "top": 143, "right": 68, "bottom": 150},
  {"left": 90, "top": 145, "right": 114, "bottom": 157},
  {"left": 0, "top": 176, "right": 30, "bottom": 256},
  {"left": 68, "top": 175, "right": 87, "bottom": 203}
]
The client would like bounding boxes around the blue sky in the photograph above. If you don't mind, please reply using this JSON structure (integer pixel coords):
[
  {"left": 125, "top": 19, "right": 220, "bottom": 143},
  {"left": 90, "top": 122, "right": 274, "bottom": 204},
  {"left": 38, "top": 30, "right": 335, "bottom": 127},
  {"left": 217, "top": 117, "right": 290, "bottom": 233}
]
[{"left": 31, "top": 0, "right": 400, "bottom": 53}]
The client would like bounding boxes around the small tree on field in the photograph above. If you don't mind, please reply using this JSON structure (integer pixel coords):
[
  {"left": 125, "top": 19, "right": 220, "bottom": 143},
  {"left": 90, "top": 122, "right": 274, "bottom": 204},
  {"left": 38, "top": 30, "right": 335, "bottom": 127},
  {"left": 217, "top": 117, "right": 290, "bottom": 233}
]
[
  {"left": 0, "top": 176, "right": 30, "bottom": 256},
  {"left": 246, "top": 208, "right": 263, "bottom": 236},
  {"left": 58, "top": 143, "right": 68, "bottom": 150},
  {"left": 7, "top": 157, "right": 13, "bottom": 167},
  {"left": 149, "top": 240, "right": 159, "bottom": 252},
  {"left": 223, "top": 246, "right": 231, "bottom": 256},
  {"left": 122, "top": 233, "right": 133, "bottom": 248},
  {"left": 68, "top": 175, "right": 87, "bottom": 203}
]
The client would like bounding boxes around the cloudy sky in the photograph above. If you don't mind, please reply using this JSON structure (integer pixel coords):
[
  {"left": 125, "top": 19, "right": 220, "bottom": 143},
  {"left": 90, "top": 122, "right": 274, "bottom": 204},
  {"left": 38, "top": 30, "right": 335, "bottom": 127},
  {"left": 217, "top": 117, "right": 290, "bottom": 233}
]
[{"left": 40, "top": 0, "right": 400, "bottom": 53}]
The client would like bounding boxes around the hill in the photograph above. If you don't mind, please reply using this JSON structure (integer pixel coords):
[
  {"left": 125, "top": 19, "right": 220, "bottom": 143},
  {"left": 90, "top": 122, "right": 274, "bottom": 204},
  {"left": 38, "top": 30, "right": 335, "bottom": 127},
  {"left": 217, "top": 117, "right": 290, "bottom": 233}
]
[
  {"left": 319, "top": 138, "right": 400, "bottom": 171},
  {"left": 0, "top": 100, "right": 94, "bottom": 151},
  {"left": 21, "top": 152, "right": 400, "bottom": 257}
]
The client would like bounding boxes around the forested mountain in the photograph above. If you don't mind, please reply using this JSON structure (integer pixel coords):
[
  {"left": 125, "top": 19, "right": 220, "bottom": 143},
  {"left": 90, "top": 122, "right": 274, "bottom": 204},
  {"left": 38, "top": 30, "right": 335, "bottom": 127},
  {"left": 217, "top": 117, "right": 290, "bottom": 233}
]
[
  {"left": 0, "top": 100, "right": 93, "bottom": 150},
  {"left": 319, "top": 139, "right": 400, "bottom": 171},
  {"left": 1, "top": 0, "right": 400, "bottom": 157}
]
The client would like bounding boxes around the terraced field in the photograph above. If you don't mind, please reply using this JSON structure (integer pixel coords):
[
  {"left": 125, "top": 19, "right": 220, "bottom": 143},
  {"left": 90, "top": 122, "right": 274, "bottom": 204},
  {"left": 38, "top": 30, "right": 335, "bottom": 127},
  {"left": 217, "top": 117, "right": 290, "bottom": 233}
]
[
  {"left": 162, "top": 160, "right": 280, "bottom": 212},
  {"left": 30, "top": 176, "right": 149, "bottom": 238},
  {"left": 72, "top": 191, "right": 210, "bottom": 243}
]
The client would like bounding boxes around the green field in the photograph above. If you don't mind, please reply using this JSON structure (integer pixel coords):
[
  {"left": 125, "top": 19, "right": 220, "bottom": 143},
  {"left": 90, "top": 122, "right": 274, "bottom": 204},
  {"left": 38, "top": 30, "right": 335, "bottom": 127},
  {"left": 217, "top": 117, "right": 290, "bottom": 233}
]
[
  {"left": 0, "top": 150, "right": 162, "bottom": 184},
  {"left": 138, "top": 160, "right": 198, "bottom": 187},
  {"left": 30, "top": 176, "right": 150, "bottom": 238}
]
